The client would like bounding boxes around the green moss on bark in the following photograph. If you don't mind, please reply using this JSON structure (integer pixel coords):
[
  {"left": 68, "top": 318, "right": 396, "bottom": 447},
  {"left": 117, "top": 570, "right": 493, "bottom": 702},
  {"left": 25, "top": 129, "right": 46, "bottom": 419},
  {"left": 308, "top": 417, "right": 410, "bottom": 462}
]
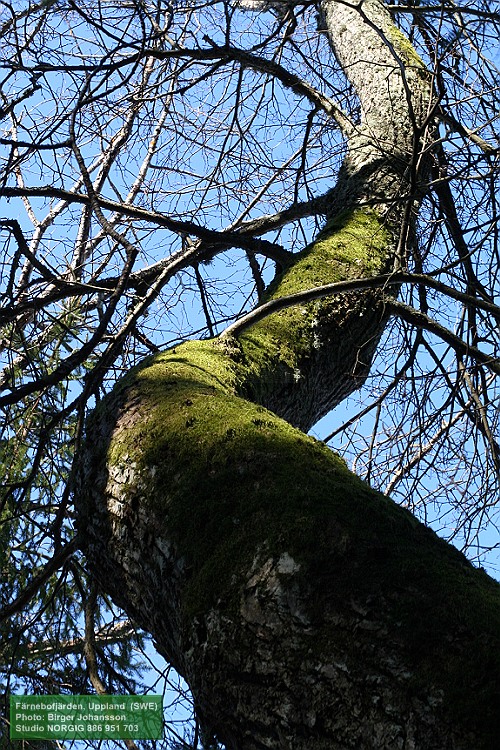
[
  {"left": 240, "top": 208, "right": 391, "bottom": 349},
  {"left": 386, "top": 21, "right": 427, "bottom": 69},
  {"left": 234, "top": 208, "right": 393, "bottom": 405},
  {"left": 83, "top": 203, "right": 500, "bottom": 745},
  {"left": 102, "top": 350, "right": 500, "bottom": 744}
]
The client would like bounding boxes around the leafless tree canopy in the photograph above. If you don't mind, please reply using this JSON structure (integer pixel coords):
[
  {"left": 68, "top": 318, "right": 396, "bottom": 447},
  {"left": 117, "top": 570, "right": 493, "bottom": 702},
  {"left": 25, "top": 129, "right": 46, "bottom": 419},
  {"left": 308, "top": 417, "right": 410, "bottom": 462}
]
[{"left": 1, "top": 0, "right": 499, "bottom": 743}]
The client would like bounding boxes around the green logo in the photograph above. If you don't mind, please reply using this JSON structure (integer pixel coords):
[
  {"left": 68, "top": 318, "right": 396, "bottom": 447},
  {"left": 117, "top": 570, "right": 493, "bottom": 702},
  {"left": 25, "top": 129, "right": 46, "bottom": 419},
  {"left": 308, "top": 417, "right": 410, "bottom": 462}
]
[{"left": 10, "top": 695, "right": 163, "bottom": 739}]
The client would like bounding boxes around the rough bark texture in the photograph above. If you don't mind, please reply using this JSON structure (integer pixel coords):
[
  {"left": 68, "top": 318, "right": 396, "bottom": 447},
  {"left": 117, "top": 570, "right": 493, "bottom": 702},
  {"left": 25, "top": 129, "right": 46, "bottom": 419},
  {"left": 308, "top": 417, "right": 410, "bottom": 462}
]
[
  {"left": 77, "top": 357, "right": 500, "bottom": 747},
  {"left": 75, "top": 1, "right": 500, "bottom": 748}
]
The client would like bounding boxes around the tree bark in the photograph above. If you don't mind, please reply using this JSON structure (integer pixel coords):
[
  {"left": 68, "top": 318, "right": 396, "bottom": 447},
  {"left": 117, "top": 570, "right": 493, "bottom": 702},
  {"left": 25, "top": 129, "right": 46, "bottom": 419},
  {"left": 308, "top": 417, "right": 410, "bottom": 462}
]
[{"left": 75, "top": 2, "right": 500, "bottom": 748}]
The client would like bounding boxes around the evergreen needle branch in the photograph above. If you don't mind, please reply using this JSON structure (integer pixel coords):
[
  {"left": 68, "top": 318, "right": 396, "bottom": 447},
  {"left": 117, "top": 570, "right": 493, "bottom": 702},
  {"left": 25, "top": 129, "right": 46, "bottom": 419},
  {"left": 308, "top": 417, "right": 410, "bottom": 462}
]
[
  {"left": 84, "top": 583, "right": 141, "bottom": 750},
  {"left": 84, "top": 582, "right": 109, "bottom": 695},
  {"left": 0, "top": 537, "right": 79, "bottom": 623}
]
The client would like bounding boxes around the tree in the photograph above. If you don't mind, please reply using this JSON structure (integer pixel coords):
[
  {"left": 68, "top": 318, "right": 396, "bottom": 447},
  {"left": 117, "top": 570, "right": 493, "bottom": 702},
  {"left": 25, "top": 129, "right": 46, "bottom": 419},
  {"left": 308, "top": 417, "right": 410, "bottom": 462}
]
[{"left": 1, "top": 0, "right": 500, "bottom": 747}]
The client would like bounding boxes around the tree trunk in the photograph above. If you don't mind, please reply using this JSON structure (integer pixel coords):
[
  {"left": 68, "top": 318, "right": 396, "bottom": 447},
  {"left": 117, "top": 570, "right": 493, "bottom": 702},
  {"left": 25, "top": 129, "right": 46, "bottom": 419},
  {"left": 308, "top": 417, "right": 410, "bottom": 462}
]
[{"left": 75, "top": 2, "right": 500, "bottom": 747}]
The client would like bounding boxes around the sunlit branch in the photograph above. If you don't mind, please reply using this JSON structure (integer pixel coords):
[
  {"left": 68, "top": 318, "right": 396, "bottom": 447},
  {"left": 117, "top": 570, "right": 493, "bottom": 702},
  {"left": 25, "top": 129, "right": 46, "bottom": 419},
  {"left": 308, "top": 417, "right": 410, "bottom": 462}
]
[
  {"left": 0, "top": 620, "right": 136, "bottom": 665},
  {"left": 440, "top": 110, "right": 499, "bottom": 155}
]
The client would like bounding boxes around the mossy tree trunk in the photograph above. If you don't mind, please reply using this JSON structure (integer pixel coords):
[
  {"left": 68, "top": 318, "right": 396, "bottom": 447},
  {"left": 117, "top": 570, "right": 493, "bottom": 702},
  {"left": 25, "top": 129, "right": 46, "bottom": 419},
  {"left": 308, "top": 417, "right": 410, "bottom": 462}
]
[{"left": 75, "top": 1, "right": 500, "bottom": 748}]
